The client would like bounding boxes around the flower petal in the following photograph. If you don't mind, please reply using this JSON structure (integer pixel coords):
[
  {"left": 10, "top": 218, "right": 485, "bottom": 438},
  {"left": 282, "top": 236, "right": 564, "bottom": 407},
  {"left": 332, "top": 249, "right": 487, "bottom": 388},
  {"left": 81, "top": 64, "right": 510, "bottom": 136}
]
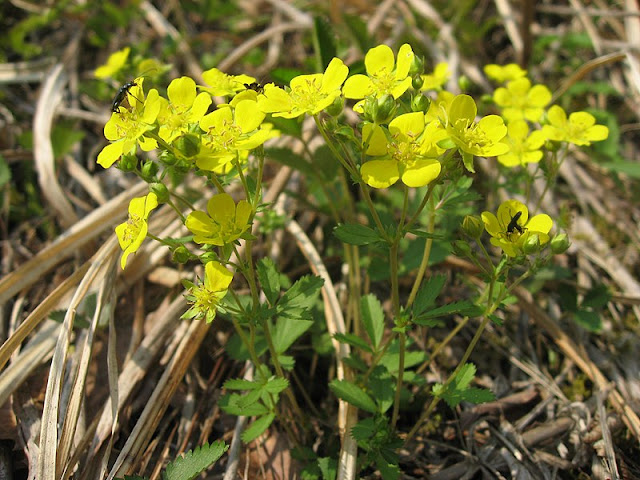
[{"left": 361, "top": 159, "right": 399, "bottom": 188}]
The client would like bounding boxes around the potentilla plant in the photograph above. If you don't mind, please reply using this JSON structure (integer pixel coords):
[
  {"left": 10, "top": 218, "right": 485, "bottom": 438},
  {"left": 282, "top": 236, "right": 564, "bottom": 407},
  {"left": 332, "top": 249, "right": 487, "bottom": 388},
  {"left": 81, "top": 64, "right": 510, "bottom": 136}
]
[{"left": 97, "top": 46, "right": 608, "bottom": 477}]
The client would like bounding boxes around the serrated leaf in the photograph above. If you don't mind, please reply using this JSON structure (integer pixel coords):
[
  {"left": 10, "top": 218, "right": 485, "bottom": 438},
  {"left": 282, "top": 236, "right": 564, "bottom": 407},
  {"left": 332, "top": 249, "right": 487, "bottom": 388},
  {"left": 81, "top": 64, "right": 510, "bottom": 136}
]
[
  {"left": 241, "top": 413, "right": 275, "bottom": 443},
  {"left": 223, "top": 378, "right": 260, "bottom": 391},
  {"left": 218, "top": 393, "right": 269, "bottom": 416},
  {"left": 329, "top": 379, "right": 377, "bottom": 413},
  {"left": 317, "top": 456, "right": 337, "bottom": 480},
  {"left": 413, "top": 301, "right": 481, "bottom": 325},
  {"left": 278, "top": 275, "right": 324, "bottom": 311},
  {"left": 333, "top": 223, "right": 382, "bottom": 245},
  {"left": 573, "top": 309, "right": 602, "bottom": 333},
  {"left": 313, "top": 16, "right": 337, "bottom": 72},
  {"left": 163, "top": 441, "right": 228, "bottom": 480},
  {"left": 264, "top": 377, "right": 289, "bottom": 394},
  {"left": 454, "top": 363, "right": 476, "bottom": 390},
  {"left": 333, "top": 332, "right": 372, "bottom": 353},
  {"left": 461, "top": 388, "right": 496, "bottom": 404},
  {"left": 361, "top": 294, "right": 384, "bottom": 349},
  {"left": 412, "top": 275, "right": 446, "bottom": 315},
  {"left": 369, "top": 366, "right": 394, "bottom": 413},
  {"left": 257, "top": 258, "right": 281, "bottom": 306},
  {"left": 272, "top": 317, "right": 314, "bottom": 353},
  {"left": 350, "top": 417, "right": 377, "bottom": 441}
]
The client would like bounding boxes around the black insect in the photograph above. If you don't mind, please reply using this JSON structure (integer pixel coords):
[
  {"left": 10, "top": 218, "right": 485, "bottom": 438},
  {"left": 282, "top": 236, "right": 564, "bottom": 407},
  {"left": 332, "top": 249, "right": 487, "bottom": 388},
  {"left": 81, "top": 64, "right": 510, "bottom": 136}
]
[
  {"left": 111, "top": 80, "right": 139, "bottom": 113},
  {"left": 244, "top": 82, "right": 264, "bottom": 93},
  {"left": 506, "top": 210, "right": 525, "bottom": 235}
]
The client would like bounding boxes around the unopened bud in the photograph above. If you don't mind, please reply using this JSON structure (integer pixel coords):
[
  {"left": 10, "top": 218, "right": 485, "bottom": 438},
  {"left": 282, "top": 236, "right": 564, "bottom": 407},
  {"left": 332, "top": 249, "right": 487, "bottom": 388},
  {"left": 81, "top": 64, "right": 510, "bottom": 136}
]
[
  {"left": 119, "top": 154, "right": 137, "bottom": 172},
  {"left": 458, "top": 75, "right": 471, "bottom": 92},
  {"left": 141, "top": 160, "right": 158, "bottom": 180},
  {"left": 409, "top": 55, "right": 425, "bottom": 76},
  {"left": 522, "top": 233, "right": 541, "bottom": 255},
  {"left": 325, "top": 95, "right": 345, "bottom": 117},
  {"left": 550, "top": 233, "right": 570, "bottom": 254},
  {"left": 411, "top": 94, "right": 431, "bottom": 113},
  {"left": 175, "top": 133, "right": 200, "bottom": 158},
  {"left": 452, "top": 240, "right": 472, "bottom": 257},
  {"left": 411, "top": 74, "right": 424, "bottom": 91},
  {"left": 172, "top": 245, "right": 191, "bottom": 264},
  {"left": 149, "top": 182, "right": 169, "bottom": 203},
  {"left": 364, "top": 94, "right": 396, "bottom": 124},
  {"left": 462, "top": 215, "right": 484, "bottom": 239}
]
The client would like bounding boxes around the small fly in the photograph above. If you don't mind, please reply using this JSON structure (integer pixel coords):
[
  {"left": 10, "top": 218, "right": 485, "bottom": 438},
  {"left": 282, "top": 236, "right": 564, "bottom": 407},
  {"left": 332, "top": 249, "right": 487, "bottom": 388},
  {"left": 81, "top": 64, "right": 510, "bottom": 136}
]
[
  {"left": 111, "top": 80, "right": 139, "bottom": 113},
  {"left": 244, "top": 82, "right": 264, "bottom": 93},
  {"left": 506, "top": 210, "right": 525, "bottom": 235}
]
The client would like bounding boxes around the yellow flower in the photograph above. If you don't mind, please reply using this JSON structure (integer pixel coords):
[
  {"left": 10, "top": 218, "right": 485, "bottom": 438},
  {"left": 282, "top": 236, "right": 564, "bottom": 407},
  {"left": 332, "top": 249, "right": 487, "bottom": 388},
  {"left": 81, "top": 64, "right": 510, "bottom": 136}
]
[
  {"left": 196, "top": 99, "right": 275, "bottom": 172},
  {"left": 481, "top": 200, "right": 553, "bottom": 257},
  {"left": 497, "top": 120, "right": 546, "bottom": 167},
  {"left": 94, "top": 47, "right": 130, "bottom": 79},
  {"left": 182, "top": 261, "right": 233, "bottom": 323},
  {"left": 343, "top": 44, "right": 414, "bottom": 112},
  {"left": 257, "top": 58, "right": 349, "bottom": 118},
  {"left": 115, "top": 192, "right": 159, "bottom": 269},
  {"left": 493, "top": 78, "right": 552, "bottom": 123},
  {"left": 445, "top": 94, "right": 509, "bottom": 161},
  {"left": 420, "top": 62, "right": 450, "bottom": 91},
  {"left": 97, "top": 78, "right": 161, "bottom": 168},
  {"left": 484, "top": 63, "right": 527, "bottom": 83},
  {"left": 200, "top": 68, "right": 257, "bottom": 97},
  {"left": 185, "top": 193, "right": 252, "bottom": 245},
  {"left": 158, "top": 76, "right": 212, "bottom": 144},
  {"left": 542, "top": 105, "right": 609, "bottom": 146},
  {"left": 361, "top": 112, "right": 441, "bottom": 189}
]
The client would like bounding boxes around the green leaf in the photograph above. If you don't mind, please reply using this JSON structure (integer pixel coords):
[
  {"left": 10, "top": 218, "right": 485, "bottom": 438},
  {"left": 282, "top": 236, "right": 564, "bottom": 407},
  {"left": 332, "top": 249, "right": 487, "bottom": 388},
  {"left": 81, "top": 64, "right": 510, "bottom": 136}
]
[
  {"left": 278, "top": 275, "right": 324, "bottom": 312},
  {"left": 333, "top": 223, "right": 383, "bottom": 246},
  {"left": 412, "top": 275, "right": 446, "bottom": 315},
  {"left": 581, "top": 284, "right": 611, "bottom": 309},
  {"left": 329, "top": 379, "right": 377, "bottom": 413},
  {"left": 219, "top": 393, "right": 269, "bottom": 416},
  {"left": 312, "top": 16, "right": 337, "bottom": 72},
  {"left": 573, "top": 309, "right": 602, "bottom": 333},
  {"left": 461, "top": 151, "right": 475, "bottom": 173},
  {"left": 333, "top": 332, "right": 372, "bottom": 352},
  {"left": 461, "top": 388, "right": 496, "bottom": 404},
  {"left": 375, "top": 457, "right": 400, "bottom": 480},
  {"left": 223, "top": 378, "right": 260, "bottom": 390},
  {"left": 272, "top": 318, "right": 314, "bottom": 353},
  {"left": 601, "top": 162, "right": 640, "bottom": 176},
  {"left": 413, "top": 301, "right": 481, "bottom": 325},
  {"left": 317, "top": 457, "right": 337, "bottom": 480},
  {"left": 369, "top": 366, "right": 394, "bottom": 413},
  {"left": 241, "top": 413, "right": 275, "bottom": 443},
  {"left": 266, "top": 147, "right": 315, "bottom": 177},
  {"left": 360, "top": 294, "right": 384, "bottom": 350},
  {"left": 0, "top": 154, "right": 11, "bottom": 188},
  {"left": 256, "top": 258, "right": 281, "bottom": 306},
  {"left": 454, "top": 363, "right": 476, "bottom": 390},
  {"left": 264, "top": 377, "right": 289, "bottom": 394},
  {"left": 163, "top": 441, "right": 228, "bottom": 480}
]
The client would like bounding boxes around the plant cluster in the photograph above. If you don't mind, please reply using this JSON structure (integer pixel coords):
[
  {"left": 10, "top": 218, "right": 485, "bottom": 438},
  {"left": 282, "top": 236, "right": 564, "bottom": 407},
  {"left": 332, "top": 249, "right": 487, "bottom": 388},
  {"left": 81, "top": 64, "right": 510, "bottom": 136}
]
[{"left": 97, "top": 44, "right": 608, "bottom": 477}]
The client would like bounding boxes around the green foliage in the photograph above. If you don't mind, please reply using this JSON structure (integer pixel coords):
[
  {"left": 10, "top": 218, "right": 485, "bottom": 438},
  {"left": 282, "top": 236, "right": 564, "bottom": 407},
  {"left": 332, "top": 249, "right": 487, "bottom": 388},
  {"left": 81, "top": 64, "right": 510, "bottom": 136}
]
[
  {"left": 361, "top": 294, "right": 385, "bottom": 350},
  {"left": 329, "top": 379, "right": 378, "bottom": 413},
  {"left": 334, "top": 223, "right": 384, "bottom": 245},
  {"left": 432, "top": 363, "right": 495, "bottom": 407},
  {"left": 163, "top": 441, "right": 228, "bottom": 480},
  {"left": 113, "top": 441, "right": 227, "bottom": 480}
]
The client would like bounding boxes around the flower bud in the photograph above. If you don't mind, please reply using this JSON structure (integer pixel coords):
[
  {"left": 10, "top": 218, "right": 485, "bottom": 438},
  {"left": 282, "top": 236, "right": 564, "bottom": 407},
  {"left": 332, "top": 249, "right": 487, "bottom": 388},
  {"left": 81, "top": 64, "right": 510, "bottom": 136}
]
[
  {"left": 411, "top": 94, "right": 431, "bottom": 113},
  {"left": 325, "top": 95, "right": 345, "bottom": 117},
  {"left": 411, "top": 74, "right": 424, "bottom": 91},
  {"left": 141, "top": 160, "right": 159, "bottom": 180},
  {"left": 172, "top": 245, "right": 191, "bottom": 264},
  {"left": 363, "top": 94, "right": 397, "bottom": 124},
  {"left": 458, "top": 75, "right": 471, "bottom": 92},
  {"left": 149, "top": 182, "right": 169, "bottom": 203},
  {"left": 175, "top": 133, "right": 200, "bottom": 158},
  {"left": 409, "top": 55, "right": 425, "bottom": 76},
  {"left": 452, "top": 240, "right": 472, "bottom": 257},
  {"left": 550, "top": 233, "right": 570, "bottom": 254},
  {"left": 462, "top": 215, "right": 484, "bottom": 239},
  {"left": 522, "top": 233, "right": 541, "bottom": 255},
  {"left": 119, "top": 153, "right": 138, "bottom": 172}
]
